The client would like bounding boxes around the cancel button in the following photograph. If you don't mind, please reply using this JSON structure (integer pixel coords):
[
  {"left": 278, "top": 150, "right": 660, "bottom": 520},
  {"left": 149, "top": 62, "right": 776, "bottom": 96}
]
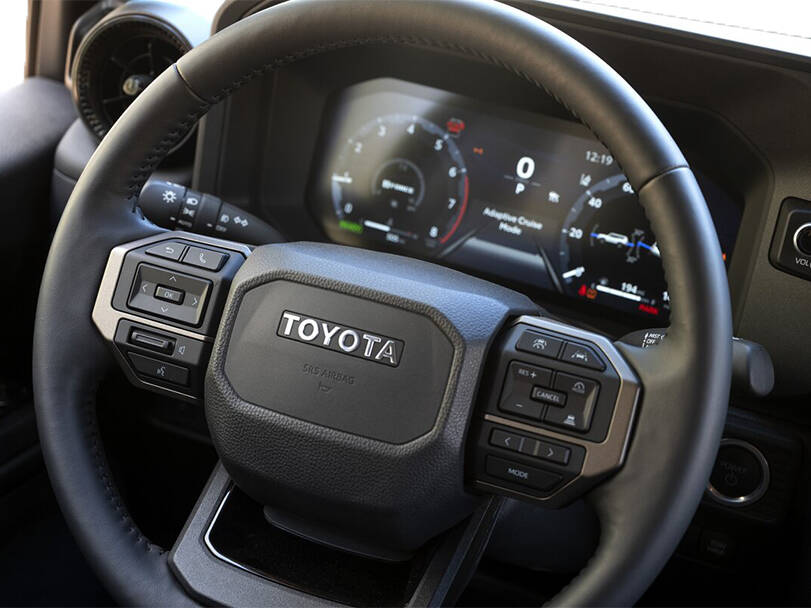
[{"left": 486, "top": 456, "right": 561, "bottom": 492}]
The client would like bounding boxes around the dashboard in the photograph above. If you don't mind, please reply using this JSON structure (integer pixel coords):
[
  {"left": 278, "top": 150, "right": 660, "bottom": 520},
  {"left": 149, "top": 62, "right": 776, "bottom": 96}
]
[
  {"left": 310, "top": 79, "right": 740, "bottom": 321},
  {"left": 55, "top": 0, "right": 811, "bottom": 394}
]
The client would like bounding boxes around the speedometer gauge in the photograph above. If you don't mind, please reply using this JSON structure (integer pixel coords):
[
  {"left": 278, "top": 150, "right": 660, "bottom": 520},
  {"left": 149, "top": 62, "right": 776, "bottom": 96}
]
[
  {"left": 559, "top": 174, "right": 670, "bottom": 318},
  {"left": 328, "top": 114, "right": 468, "bottom": 253}
]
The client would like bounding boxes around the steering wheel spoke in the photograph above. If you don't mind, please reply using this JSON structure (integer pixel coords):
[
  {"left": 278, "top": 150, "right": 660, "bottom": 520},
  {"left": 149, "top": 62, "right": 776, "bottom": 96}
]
[
  {"left": 171, "top": 463, "right": 504, "bottom": 607},
  {"left": 91, "top": 231, "right": 250, "bottom": 402}
]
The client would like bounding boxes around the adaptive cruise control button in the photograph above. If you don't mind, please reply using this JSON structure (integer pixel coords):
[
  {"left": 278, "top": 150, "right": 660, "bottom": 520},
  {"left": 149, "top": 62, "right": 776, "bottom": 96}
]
[
  {"left": 498, "top": 398, "right": 543, "bottom": 420},
  {"left": 486, "top": 456, "right": 561, "bottom": 492},
  {"left": 510, "top": 361, "right": 552, "bottom": 386},
  {"left": 516, "top": 330, "right": 563, "bottom": 359},
  {"left": 560, "top": 342, "right": 605, "bottom": 370},
  {"left": 531, "top": 386, "right": 566, "bottom": 407},
  {"left": 554, "top": 373, "right": 599, "bottom": 403}
]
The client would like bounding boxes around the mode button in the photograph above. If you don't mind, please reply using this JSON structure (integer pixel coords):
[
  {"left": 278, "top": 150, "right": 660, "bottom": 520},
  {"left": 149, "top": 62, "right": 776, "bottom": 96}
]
[{"left": 485, "top": 456, "right": 561, "bottom": 492}]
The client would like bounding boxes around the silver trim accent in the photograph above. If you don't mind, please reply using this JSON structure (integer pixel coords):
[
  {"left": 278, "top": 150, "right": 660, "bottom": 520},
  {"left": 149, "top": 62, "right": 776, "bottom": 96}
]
[
  {"left": 91, "top": 230, "right": 252, "bottom": 401},
  {"left": 706, "top": 438, "right": 770, "bottom": 507},
  {"left": 793, "top": 222, "right": 811, "bottom": 255},
  {"left": 475, "top": 315, "right": 641, "bottom": 504},
  {"left": 202, "top": 487, "right": 285, "bottom": 584}
]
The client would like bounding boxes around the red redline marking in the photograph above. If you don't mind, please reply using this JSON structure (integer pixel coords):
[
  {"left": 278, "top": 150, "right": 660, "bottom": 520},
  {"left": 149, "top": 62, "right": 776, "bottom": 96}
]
[{"left": 440, "top": 175, "right": 469, "bottom": 244}]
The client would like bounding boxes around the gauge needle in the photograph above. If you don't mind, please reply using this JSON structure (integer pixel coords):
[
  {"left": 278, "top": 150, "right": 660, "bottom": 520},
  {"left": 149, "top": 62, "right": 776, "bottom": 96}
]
[
  {"left": 363, "top": 220, "right": 391, "bottom": 233},
  {"left": 639, "top": 241, "right": 661, "bottom": 257},
  {"left": 562, "top": 266, "right": 585, "bottom": 279},
  {"left": 595, "top": 284, "right": 642, "bottom": 302}
]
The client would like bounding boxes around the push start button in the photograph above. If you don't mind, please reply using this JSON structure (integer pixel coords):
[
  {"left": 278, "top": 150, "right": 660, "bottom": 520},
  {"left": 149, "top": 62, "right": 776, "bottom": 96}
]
[{"left": 707, "top": 439, "right": 769, "bottom": 506}]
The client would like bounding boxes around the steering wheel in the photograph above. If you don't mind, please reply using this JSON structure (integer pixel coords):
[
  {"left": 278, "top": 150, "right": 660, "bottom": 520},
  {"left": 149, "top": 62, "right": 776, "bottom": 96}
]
[{"left": 33, "top": 0, "right": 732, "bottom": 605}]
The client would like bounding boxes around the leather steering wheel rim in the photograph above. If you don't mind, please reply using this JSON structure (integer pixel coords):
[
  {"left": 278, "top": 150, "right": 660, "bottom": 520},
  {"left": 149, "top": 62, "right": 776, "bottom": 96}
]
[{"left": 33, "top": 0, "right": 732, "bottom": 605}]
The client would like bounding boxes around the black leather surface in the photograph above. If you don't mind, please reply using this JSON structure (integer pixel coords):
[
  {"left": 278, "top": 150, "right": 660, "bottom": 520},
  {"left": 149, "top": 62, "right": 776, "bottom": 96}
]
[
  {"left": 33, "top": 0, "right": 731, "bottom": 605},
  {"left": 33, "top": 69, "right": 206, "bottom": 606},
  {"left": 553, "top": 169, "right": 732, "bottom": 605}
]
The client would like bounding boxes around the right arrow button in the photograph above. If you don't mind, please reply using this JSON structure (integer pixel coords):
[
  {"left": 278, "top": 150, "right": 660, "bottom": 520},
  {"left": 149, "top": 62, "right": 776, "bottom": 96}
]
[{"left": 536, "top": 440, "right": 571, "bottom": 465}]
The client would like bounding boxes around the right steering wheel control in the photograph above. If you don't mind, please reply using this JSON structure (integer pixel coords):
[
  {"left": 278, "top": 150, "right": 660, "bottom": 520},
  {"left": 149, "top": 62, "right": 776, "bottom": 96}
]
[{"left": 469, "top": 317, "right": 640, "bottom": 506}]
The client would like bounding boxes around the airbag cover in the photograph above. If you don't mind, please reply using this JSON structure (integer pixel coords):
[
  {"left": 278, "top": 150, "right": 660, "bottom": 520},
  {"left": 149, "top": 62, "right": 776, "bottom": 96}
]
[{"left": 225, "top": 281, "right": 453, "bottom": 443}]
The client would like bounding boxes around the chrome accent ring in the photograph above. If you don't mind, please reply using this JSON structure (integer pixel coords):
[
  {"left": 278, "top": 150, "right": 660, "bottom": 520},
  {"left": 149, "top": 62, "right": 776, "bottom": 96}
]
[
  {"left": 792, "top": 222, "right": 811, "bottom": 255},
  {"left": 707, "top": 438, "right": 769, "bottom": 507}
]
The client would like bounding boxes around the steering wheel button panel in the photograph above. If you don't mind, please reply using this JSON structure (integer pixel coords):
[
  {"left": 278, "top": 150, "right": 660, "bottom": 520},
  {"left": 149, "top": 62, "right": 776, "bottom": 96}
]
[
  {"left": 515, "top": 330, "right": 563, "bottom": 358},
  {"left": 182, "top": 245, "right": 228, "bottom": 271},
  {"left": 94, "top": 234, "right": 250, "bottom": 402},
  {"left": 470, "top": 317, "right": 639, "bottom": 504}
]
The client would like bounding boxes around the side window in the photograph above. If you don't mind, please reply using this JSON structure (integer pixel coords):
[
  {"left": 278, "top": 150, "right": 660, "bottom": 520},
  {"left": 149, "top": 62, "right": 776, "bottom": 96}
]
[{"left": 0, "top": 1, "right": 27, "bottom": 93}]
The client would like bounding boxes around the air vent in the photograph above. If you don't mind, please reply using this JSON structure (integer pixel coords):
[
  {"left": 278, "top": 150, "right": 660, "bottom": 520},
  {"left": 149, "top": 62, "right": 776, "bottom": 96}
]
[{"left": 71, "top": 14, "right": 191, "bottom": 140}]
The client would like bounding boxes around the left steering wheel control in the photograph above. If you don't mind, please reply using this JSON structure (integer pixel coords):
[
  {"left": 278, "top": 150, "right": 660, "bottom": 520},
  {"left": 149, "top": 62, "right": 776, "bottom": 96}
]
[{"left": 93, "top": 233, "right": 251, "bottom": 402}]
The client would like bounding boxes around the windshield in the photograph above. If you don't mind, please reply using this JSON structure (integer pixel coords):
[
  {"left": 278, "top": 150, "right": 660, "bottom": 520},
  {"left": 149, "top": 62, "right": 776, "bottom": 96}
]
[{"left": 541, "top": 0, "right": 811, "bottom": 57}]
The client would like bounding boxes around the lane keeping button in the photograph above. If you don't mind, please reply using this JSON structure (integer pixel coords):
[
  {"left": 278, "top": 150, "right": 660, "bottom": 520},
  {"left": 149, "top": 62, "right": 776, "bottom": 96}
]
[
  {"left": 516, "top": 331, "right": 563, "bottom": 359},
  {"left": 560, "top": 342, "right": 605, "bottom": 370},
  {"left": 486, "top": 456, "right": 561, "bottom": 491}
]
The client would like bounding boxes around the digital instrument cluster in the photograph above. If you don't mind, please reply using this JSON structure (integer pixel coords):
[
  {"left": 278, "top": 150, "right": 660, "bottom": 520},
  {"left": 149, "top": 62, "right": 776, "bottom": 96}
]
[{"left": 311, "top": 79, "right": 740, "bottom": 321}]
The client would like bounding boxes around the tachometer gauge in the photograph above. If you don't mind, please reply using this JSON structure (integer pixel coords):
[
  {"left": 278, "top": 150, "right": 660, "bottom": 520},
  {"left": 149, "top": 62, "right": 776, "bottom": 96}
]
[
  {"left": 559, "top": 174, "right": 669, "bottom": 318},
  {"left": 328, "top": 113, "right": 468, "bottom": 254}
]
